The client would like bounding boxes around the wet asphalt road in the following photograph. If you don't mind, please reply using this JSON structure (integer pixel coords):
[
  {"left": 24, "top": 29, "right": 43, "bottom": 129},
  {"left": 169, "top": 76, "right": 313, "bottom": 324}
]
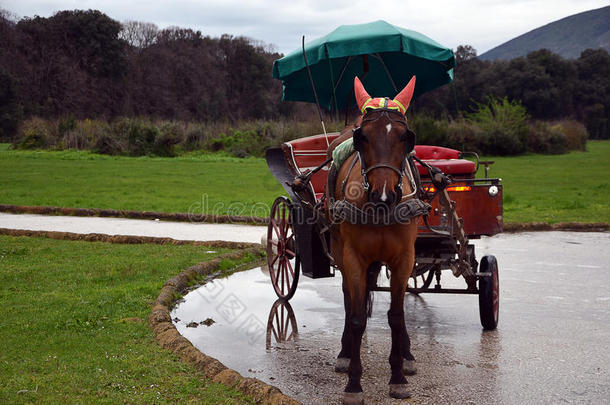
[{"left": 173, "top": 231, "right": 610, "bottom": 405}]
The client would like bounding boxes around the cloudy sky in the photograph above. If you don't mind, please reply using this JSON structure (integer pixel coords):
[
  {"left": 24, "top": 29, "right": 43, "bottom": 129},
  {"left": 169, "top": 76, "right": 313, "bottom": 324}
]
[{"left": 2, "top": 0, "right": 608, "bottom": 55}]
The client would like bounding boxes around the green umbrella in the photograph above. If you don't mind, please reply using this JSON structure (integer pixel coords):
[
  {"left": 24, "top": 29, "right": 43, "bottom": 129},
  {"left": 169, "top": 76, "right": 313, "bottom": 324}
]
[{"left": 272, "top": 20, "right": 455, "bottom": 111}]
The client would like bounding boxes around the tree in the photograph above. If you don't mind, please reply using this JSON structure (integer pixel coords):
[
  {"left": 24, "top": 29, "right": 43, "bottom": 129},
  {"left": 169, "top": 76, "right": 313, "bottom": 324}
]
[
  {"left": 119, "top": 21, "right": 158, "bottom": 49},
  {"left": 0, "top": 70, "right": 22, "bottom": 140},
  {"left": 455, "top": 45, "right": 477, "bottom": 63}
]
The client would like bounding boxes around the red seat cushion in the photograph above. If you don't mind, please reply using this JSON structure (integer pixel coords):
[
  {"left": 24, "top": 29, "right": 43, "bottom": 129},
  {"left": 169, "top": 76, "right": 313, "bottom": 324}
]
[
  {"left": 414, "top": 145, "right": 475, "bottom": 176},
  {"left": 414, "top": 145, "right": 461, "bottom": 160}
]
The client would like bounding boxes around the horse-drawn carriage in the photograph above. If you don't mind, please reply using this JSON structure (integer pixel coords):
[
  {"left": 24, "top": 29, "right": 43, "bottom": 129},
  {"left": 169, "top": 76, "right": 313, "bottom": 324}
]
[
  {"left": 266, "top": 133, "right": 502, "bottom": 328},
  {"left": 265, "top": 20, "right": 502, "bottom": 402}
]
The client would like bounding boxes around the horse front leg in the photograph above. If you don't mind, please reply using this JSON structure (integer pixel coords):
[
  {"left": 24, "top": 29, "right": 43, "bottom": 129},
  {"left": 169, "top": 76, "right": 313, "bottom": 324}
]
[
  {"left": 341, "top": 252, "right": 368, "bottom": 405},
  {"left": 402, "top": 320, "right": 417, "bottom": 375},
  {"left": 387, "top": 258, "right": 414, "bottom": 399}
]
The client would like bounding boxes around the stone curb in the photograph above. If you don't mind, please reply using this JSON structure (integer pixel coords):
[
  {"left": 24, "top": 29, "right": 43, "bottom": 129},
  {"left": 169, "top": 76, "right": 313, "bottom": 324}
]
[
  {"left": 0, "top": 204, "right": 268, "bottom": 225},
  {"left": 149, "top": 247, "right": 300, "bottom": 405}
]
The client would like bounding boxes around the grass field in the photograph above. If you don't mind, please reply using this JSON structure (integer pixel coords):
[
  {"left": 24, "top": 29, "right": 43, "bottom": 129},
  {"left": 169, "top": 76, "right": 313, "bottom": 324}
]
[
  {"left": 1, "top": 141, "right": 609, "bottom": 223},
  {"left": 0, "top": 145, "right": 283, "bottom": 218},
  {"left": 479, "top": 140, "right": 609, "bottom": 223},
  {"left": 0, "top": 235, "right": 254, "bottom": 404}
]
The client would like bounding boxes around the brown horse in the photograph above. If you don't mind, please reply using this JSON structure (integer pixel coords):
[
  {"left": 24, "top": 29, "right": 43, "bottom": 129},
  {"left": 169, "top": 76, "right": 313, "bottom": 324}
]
[{"left": 326, "top": 76, "right": 423, "bottom": 404}]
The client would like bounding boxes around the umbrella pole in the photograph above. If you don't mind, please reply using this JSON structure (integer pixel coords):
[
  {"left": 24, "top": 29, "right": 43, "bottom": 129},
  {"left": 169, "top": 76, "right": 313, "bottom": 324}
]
[{"left": 302, "top": 35, "right": 329, "bottom": 146}]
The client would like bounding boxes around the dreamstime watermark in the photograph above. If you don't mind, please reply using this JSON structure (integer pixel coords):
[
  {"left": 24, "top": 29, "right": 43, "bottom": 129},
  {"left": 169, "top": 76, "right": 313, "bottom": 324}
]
[
  {"left": 187, "top": 186, "right": 427, "bottom": 226},
  {"left": 187, "top": 194, "right": 269, "bottom": 223},
  {"left": 196, "top": 277, "right": 266, "bottom": 345}
]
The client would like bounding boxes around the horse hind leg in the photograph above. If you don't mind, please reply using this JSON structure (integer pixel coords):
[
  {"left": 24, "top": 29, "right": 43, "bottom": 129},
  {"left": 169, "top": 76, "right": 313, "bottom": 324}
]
[{"left": 335, "top": 288, "right": 351, "bottom": 373}]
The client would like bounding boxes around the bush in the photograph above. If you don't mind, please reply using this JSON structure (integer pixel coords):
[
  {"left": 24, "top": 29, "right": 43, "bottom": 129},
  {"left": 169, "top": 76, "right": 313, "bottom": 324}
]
[
  {"left": 446, "top": 118, "right": 484, "bottom": 152},
  {"left": 556, "top": 120, "right": 588, "bottom": 151},
  {"left": 110, "top": 118, "right": 160, "bottom": 156},
  {"left": 527, "top": 121, "right": 568, "bottom": 154},
  {"left": 154, "top": 122, "right": 183, "bottom": 157},
  {"left": 183, "top": 123, "right": 206, "bottom": 151},
  {"left": 466, "top": 97, "right": 529, "bottom": 155},
  {"left": 15, "top": 117, "right": 55, "bottom": 149},
  {"left": 408, "top": 113, "right": 449, "bottom": 146}
]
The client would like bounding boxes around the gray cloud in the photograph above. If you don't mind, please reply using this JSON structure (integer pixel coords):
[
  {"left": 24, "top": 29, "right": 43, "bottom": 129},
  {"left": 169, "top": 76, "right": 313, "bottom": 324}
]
[{"left": 2, "top": 0, "right": 607, "bottom": 55}]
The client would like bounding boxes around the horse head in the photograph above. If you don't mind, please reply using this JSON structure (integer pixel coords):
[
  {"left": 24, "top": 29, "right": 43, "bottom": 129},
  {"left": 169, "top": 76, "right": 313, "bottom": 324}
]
[{"left": 352, "top": 76, "right": 416, "bottom": 207}]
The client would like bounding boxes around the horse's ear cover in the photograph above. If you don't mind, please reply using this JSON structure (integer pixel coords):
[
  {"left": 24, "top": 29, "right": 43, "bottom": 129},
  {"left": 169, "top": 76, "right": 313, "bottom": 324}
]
[
  {"left": 354, "top": 75, "right": 416, "bottom": 115},
  {"left": 354, "top": 77, "right": 371, "bottom": 112},
  {"left": 393, "top": 76, "right": 416, "bottom": 113}
]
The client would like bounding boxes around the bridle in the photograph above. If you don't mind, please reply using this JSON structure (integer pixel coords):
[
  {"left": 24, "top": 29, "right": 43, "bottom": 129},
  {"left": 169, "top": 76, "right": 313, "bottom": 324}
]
[{"left": 352, "top": 107, "right": 412, "bottom": 199}]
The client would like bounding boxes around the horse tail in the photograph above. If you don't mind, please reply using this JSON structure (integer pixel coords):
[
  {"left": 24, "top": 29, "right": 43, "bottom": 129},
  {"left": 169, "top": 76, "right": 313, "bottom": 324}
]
[{"left": 365, "top": 262, "right": 382, "bottom": 318}]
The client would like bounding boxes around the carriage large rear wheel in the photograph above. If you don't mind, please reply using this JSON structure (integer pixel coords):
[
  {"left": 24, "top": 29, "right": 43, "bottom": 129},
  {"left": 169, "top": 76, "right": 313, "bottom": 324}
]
[
  {"left": 478, "top": 255, "right": 499, "bottom": 330},
  {"left": 267, "top": 197, "right": 300, "bottom": 300}
]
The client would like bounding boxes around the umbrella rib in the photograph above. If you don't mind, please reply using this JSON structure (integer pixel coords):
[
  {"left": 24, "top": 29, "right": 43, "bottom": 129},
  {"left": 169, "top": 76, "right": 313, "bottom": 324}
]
[
  {"left": 333, "top": 55, "right": 354, "bottom": 95},
  {"left": 372, "top": 53, "right": 398, "bottom": 93}
]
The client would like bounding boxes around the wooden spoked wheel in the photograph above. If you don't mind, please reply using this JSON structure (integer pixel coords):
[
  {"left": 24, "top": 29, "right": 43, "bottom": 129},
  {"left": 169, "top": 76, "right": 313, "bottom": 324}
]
[
  {"left": 479, "top": 255, "right": 499, "bottom": 330},
  {"left": 265, "top": 299, "right": 299, "bottom": 349},
  {"left": 407, "top": 265, "right": 435, "bottom": 294},
  {"left": 267, "top": 197, "right": 300, "bottom": 300}
]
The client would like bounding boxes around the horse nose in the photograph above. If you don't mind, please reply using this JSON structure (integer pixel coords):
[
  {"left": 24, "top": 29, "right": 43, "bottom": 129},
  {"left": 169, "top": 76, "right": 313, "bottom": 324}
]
[{"left": 371, "top": 188, "right": 396, "bottom": 206}]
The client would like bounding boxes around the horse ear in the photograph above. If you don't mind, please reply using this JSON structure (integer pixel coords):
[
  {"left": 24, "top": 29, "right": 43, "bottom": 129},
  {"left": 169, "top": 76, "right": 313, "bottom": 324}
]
[
  {"left": 353, "top": 127, "right": 366, "bottom": 151},
  {"left": 393, "top": 76, "right": 416, "bottom": 114},
  {"left": 401, "top": 128, "right": 416, "bottom": 153},
  {"left": 354, "top": 77, "right": 372, "bottom": 113}
]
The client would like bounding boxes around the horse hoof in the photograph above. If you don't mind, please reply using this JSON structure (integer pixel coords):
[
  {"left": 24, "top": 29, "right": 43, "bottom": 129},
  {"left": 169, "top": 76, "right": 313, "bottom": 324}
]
[
  {"left": 343, "top": 391, "right": 364, "bottom": 405},
  {"left": 389, "top": 383, "right": 411, "bottom": 399},
  {"left": 335, "top": 357, "right": 350, "bottom": 373},
  {"left": 402, "top": 359, "right": 417, "bottom": 375}
]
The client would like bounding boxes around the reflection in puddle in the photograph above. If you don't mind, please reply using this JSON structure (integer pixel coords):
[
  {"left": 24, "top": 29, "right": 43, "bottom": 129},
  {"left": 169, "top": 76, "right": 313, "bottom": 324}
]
[
  {"left": 266, "top": 299, "right": 298, "bottom": 350},
  {"left": 171, "top": 266, "right": 342, "bottom": 380}
]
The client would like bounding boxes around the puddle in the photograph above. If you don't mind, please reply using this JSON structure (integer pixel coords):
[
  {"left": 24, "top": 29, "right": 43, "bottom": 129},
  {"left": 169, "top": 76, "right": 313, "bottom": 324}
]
[{"left": 171, "top": 232, "right": 610, "bottom": 404}]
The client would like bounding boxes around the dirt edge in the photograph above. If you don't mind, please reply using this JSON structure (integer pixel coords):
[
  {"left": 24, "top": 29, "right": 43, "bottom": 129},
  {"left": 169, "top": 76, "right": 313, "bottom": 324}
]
[{"left": 1, "top": 204, "right": 608, "bottom": 232}]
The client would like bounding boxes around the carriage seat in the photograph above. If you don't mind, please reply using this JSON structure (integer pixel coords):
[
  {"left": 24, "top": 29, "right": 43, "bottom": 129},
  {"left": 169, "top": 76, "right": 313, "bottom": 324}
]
[
  {"left": 413, "top": 145, "right": 476, "bottom": 179},
  {"left": 283, "top": 133, "right": 342, "bottom": 200}
]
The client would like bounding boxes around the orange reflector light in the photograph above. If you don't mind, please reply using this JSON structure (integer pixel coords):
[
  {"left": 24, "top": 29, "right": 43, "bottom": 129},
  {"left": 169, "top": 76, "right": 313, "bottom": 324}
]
[
  {"left": 423, "top": 185, "right": 471, "bottom": 193},
  {"left": 448, "top": 186, "right": 472, "bottom": 192}
]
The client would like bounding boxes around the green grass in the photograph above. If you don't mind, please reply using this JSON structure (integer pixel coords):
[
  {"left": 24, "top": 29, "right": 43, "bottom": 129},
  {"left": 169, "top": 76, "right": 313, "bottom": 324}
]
[
  {"left": 1, "top": 141, "right": 609, "bottom": 223},
  {"left": 0, "top": 235, "right": 253, "bottom": 404},
  {"left": 0, "top": 144, "right": 284, "bottom": 217},
  {"left": 480, "top": 140, "right": 610, "bottom": 223}
]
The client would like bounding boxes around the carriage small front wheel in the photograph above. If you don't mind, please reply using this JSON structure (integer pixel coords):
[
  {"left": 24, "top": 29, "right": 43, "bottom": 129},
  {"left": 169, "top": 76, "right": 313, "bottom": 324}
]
[
  {"left": 478, "top": 255, "right": 499, "bottom": 330},
  {"left": 267, "top": 196, "right": 300, "bottom": 300}
]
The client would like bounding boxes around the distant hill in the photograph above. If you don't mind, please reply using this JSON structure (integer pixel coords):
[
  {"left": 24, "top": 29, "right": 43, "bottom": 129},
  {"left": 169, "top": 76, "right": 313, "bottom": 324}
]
[{"left": 479, "top": 6, "right": 610, "bottom": 60}]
